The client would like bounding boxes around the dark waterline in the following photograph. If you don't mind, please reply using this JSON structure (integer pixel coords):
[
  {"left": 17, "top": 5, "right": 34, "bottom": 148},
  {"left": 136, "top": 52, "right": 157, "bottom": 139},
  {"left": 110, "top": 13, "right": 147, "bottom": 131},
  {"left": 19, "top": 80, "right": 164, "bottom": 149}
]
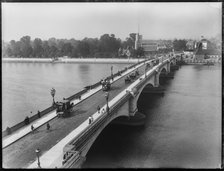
[
  {"left": 2, "top": 62, "right": 131, "bottom": 130},
  {"left": 82, "top": 64, "right": 221, "bottom": 168}
]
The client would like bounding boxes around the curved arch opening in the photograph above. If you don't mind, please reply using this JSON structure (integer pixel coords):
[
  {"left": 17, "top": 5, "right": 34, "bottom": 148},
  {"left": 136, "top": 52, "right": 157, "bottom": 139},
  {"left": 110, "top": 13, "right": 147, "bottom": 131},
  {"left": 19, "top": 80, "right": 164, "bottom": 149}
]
[
  {"left": 136, "top": 83, "right": 155, "bottom": 113},
  {"left": 159, "top": 68, "right": 167, "bottom": 85},
  {"left": 82, "top": 116, "right": 142, "bottom": 168}
]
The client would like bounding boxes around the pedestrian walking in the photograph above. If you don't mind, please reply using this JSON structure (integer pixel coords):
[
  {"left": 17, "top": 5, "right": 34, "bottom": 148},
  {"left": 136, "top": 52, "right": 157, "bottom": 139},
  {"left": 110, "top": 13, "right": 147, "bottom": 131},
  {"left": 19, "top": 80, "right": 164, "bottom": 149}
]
[
  {"left": 46, "top": 122, "right": 50, "bottom": 130},
  {"left": 37, "top": 110, "right": 41, "bottom": 118},
  {"left": 101, "top": 108, "right": 105, "bottom": 114},
  {"left": 31, "top": 125, "right": 34, "bottom": 131},
  {"left": 97, "top": 106, "right": 101, "bottom": 113},
  {"left": 79, "top": 95, "right": 81, "bottom": 100},
  {"left": 88, "top": 117, "right": 92, "bottom": 124},
  {"left": 24, "top": 116, "right": 30, "bottom": 125}
]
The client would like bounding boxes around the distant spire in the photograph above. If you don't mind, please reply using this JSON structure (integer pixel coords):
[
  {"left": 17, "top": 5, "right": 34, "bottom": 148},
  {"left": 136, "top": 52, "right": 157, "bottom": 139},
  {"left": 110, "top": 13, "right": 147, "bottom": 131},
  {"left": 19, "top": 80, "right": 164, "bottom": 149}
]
[{"left": 138, "top": 22, "right": 140, "bottom": 35}]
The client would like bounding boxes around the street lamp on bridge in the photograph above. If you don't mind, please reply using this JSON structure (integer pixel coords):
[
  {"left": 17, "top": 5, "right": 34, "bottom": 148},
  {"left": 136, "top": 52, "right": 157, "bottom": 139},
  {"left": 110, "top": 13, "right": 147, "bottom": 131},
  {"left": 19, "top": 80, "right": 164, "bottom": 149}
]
[
  {"left": 105, "top": 92, "right": 109, "bottom": 113},
  {"left": 35, "top": 148, "right": 41, "bottom": 168},
  {"left": 145, "top": 65, "right": 147, "bottom": 78},
  {"left": 50, "top": 88, "right": 56, "bottom": 106},
  {"left": 111, "top": 66, "right": 113, "bottom": 81}
]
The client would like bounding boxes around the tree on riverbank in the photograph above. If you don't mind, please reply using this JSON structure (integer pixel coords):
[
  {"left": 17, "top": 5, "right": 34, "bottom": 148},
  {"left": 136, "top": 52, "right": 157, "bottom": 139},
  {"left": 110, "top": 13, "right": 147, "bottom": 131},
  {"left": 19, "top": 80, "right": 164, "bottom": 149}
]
[{"left": 2, "top": 34, "right": 125, "bottom": 58}]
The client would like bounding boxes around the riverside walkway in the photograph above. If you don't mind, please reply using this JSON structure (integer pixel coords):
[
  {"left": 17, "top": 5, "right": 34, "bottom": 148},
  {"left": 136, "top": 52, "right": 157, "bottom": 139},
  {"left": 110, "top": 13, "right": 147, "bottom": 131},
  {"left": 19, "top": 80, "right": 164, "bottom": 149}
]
[{"left": 3, "top": 57, "right": 159, "bottom": 168}]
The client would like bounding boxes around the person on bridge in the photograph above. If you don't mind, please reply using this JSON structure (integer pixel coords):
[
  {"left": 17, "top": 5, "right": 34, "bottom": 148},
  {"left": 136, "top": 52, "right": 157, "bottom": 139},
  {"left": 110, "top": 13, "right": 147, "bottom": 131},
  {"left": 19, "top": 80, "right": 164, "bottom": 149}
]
[
  {"left": 97, "top": 106, "right": 101, "bottom": 113},
  {"left": 46, "top": 122, "right": 50, "bottom": 130},
  {"left": 31, "top": 125, "right": 34, "bottom": 132},
  {"left": 101, "top": 108, "right": 105, "bottom": 114},
  {"left": 24, "top": 116, "right": 30, "bottom": 125},
  {"left": 37, "top": 110, "right": 41, "bottom": 118},
  {"left": 88, "top": 116, "right": 92, "bottom": 124}
]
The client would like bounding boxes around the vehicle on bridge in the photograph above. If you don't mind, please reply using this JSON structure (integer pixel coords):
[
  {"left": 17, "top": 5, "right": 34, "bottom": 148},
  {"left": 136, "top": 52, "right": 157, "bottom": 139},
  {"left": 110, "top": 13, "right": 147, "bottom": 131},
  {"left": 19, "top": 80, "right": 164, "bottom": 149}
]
[
  {"left": 56, "top": 99, "right": 73, "bottom": 117},
  {"left": 130, "top": 72, "right": 136, "bottom": 79},
  {"left": 125, "top": 75, "right": 131, "bottom": 83},
  {"left": 101, "top": 79, "right": 111, "bottom": 91}
]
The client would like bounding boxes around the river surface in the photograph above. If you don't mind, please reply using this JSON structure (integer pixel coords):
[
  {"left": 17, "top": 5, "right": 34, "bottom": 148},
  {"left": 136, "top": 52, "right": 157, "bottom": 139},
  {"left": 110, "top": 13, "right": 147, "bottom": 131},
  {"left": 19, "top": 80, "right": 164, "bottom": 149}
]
[
  {"left": 2, "top": 62, "right": 221, "bottom": 168},
  {"left": 2, "top": 62, "right": 131, "bottom": 130},
  {"left": 82, "top": 64, "right": 222, "bottom": 168}
]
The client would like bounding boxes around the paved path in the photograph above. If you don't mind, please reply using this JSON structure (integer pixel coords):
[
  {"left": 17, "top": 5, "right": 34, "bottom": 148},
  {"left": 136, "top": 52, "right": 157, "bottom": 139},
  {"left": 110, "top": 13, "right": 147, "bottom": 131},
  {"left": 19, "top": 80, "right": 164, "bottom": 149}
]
[{"left": 3, "top": 59, "right": 154, "bottom": 168}]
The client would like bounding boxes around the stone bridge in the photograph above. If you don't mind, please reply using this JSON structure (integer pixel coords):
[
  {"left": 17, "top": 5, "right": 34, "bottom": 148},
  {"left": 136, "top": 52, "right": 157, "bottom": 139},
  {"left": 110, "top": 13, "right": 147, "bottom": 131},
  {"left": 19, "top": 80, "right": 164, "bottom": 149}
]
[{"left": 62, "top": 55, "right": 182, "bottom": 168}]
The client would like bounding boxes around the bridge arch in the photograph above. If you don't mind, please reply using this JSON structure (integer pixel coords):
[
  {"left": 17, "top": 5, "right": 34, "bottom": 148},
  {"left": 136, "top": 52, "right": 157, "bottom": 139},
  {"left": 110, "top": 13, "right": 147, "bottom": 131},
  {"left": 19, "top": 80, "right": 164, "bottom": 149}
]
[
  {"left": 128, "top": 61, "right": 171, "bottom": 117},
  {"left": 67, "top": 57, "right": 181, "bottom": 167},
  {"left": 73, "top": 101, "right": 132, "bottom": 163}
]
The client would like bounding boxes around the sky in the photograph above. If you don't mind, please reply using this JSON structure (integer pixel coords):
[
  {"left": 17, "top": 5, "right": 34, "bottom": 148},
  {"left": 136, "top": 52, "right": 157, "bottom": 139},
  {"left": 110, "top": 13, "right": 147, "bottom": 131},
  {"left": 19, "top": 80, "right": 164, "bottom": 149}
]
[{"left": 2, "top": 2, "right": 222, "bottom": 42}]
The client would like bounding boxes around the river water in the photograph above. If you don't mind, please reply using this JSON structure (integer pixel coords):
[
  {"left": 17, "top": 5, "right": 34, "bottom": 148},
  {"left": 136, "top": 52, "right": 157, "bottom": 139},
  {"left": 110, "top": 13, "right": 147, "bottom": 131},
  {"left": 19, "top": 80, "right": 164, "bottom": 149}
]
[
  {"left": 2, "top": 62, "right": 131, "bottom": 130},
  {"left": 2, "top": 62, "right": 221, "bottom": 168},
  {"left": 82, "top": 64, "right": 222, "bottom": 168}
]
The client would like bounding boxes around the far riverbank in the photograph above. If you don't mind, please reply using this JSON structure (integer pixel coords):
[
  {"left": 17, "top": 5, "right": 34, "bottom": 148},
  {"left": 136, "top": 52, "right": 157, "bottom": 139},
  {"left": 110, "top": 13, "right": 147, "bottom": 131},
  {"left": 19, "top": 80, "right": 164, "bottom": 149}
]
[{"left": 2, "top": 57, "right": 147, "bottom": 64}]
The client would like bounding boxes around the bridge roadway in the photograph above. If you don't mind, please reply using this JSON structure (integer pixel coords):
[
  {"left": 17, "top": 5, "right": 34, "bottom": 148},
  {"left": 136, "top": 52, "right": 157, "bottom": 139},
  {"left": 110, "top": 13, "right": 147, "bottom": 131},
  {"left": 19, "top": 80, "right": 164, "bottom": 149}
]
[{"left": 3, "top": 58, "right": 155, "bottom": 168}]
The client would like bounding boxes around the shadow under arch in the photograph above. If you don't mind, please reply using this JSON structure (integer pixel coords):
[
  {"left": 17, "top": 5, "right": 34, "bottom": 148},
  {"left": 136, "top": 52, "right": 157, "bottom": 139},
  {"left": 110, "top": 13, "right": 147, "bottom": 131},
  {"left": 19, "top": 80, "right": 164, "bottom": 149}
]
[
  {"left": 136, "top": 83, "right": 163, "bottom": 113},
  {"left": 159, "top": 68, "right": 168, "bottom": 85},
  {"left": 81, "top": 115, "right": 143, "bottom": 168}
]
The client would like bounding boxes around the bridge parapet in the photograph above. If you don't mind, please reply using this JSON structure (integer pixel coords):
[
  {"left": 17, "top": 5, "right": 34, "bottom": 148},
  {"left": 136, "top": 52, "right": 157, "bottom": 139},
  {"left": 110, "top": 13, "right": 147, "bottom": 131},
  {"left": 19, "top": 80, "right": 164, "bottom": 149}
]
[{"left": 30, "top": 55, "right": 180, "bottom": 169}]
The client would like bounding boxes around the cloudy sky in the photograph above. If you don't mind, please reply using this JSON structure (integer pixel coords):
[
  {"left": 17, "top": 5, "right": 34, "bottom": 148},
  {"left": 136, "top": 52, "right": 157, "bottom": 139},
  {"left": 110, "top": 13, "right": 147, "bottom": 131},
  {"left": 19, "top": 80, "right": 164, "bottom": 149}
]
[{"left": 2, "top": 2, "right": 222, "bottom": 42}]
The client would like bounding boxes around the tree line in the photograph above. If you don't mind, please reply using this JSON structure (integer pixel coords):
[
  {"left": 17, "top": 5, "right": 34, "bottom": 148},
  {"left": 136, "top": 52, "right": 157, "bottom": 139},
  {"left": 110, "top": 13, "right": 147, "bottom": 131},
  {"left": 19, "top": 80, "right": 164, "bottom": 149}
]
[
  {"left": 2, "top": 33, "right": 144, "bottom": 58},
  {"left": 3, "top": 33, "right": 206, "bottom": 58}
]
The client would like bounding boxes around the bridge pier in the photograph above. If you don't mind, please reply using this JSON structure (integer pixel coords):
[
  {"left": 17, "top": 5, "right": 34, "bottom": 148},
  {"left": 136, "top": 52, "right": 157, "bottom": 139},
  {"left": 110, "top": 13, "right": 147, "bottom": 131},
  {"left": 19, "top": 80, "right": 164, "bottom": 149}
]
[
  {"left": 159, "top": 72, "right": 174, "bottom": 79},
  {"left": 170, "top": 65, "right": 179, "bottom": 71},
  {"left": 111, "top": 111, "right": 145, "bottom": 126},
  {"left": 142, "top": 85, "right": 165, "bottom": 96}
]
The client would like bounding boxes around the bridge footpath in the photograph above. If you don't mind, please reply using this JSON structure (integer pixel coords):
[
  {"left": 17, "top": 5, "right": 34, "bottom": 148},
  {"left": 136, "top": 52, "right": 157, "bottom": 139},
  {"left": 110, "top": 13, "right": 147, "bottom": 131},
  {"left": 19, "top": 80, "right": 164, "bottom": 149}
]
[
  {"left": 27, "top": 56, "right": 174, "bottom": 168},
  {"left": 3, "top": 58, "right": 154, "bottom": 168}
]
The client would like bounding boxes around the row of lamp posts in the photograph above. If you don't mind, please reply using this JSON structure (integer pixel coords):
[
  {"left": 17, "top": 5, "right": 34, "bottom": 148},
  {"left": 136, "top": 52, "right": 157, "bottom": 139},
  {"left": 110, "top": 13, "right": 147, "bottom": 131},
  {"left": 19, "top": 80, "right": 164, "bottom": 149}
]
[
  {"left": 37, "top": 56, "right": 174, "bottom": 167},
  {"left": 36, "top": 68, "right": 114, "bottom": 168}
]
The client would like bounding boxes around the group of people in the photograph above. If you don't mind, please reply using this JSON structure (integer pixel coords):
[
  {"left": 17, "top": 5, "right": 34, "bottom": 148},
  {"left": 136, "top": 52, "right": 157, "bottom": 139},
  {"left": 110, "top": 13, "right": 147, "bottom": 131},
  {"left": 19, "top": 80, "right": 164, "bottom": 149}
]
[{"left": 88, "top": 105, "right": 107, "bottom": 125}]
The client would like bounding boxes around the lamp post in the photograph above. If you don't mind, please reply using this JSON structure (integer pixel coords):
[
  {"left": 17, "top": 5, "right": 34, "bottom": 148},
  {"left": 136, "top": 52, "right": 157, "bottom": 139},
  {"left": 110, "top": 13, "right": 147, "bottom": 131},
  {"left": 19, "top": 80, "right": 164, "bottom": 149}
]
[
  {"left": 50, "top": 88, "right": 56, "bottom": 106},
  {"left": 111, "top": 66, "right": 113, "bottom": 80},
  {"left": 105, "top": 92, "right": 109, "bottom": 113},
  {"left": 35, "top": 148, "right": 41, "bottom": 168},
  {"left": 145, "top": 65, "right": 147, "bottom": 78}
]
